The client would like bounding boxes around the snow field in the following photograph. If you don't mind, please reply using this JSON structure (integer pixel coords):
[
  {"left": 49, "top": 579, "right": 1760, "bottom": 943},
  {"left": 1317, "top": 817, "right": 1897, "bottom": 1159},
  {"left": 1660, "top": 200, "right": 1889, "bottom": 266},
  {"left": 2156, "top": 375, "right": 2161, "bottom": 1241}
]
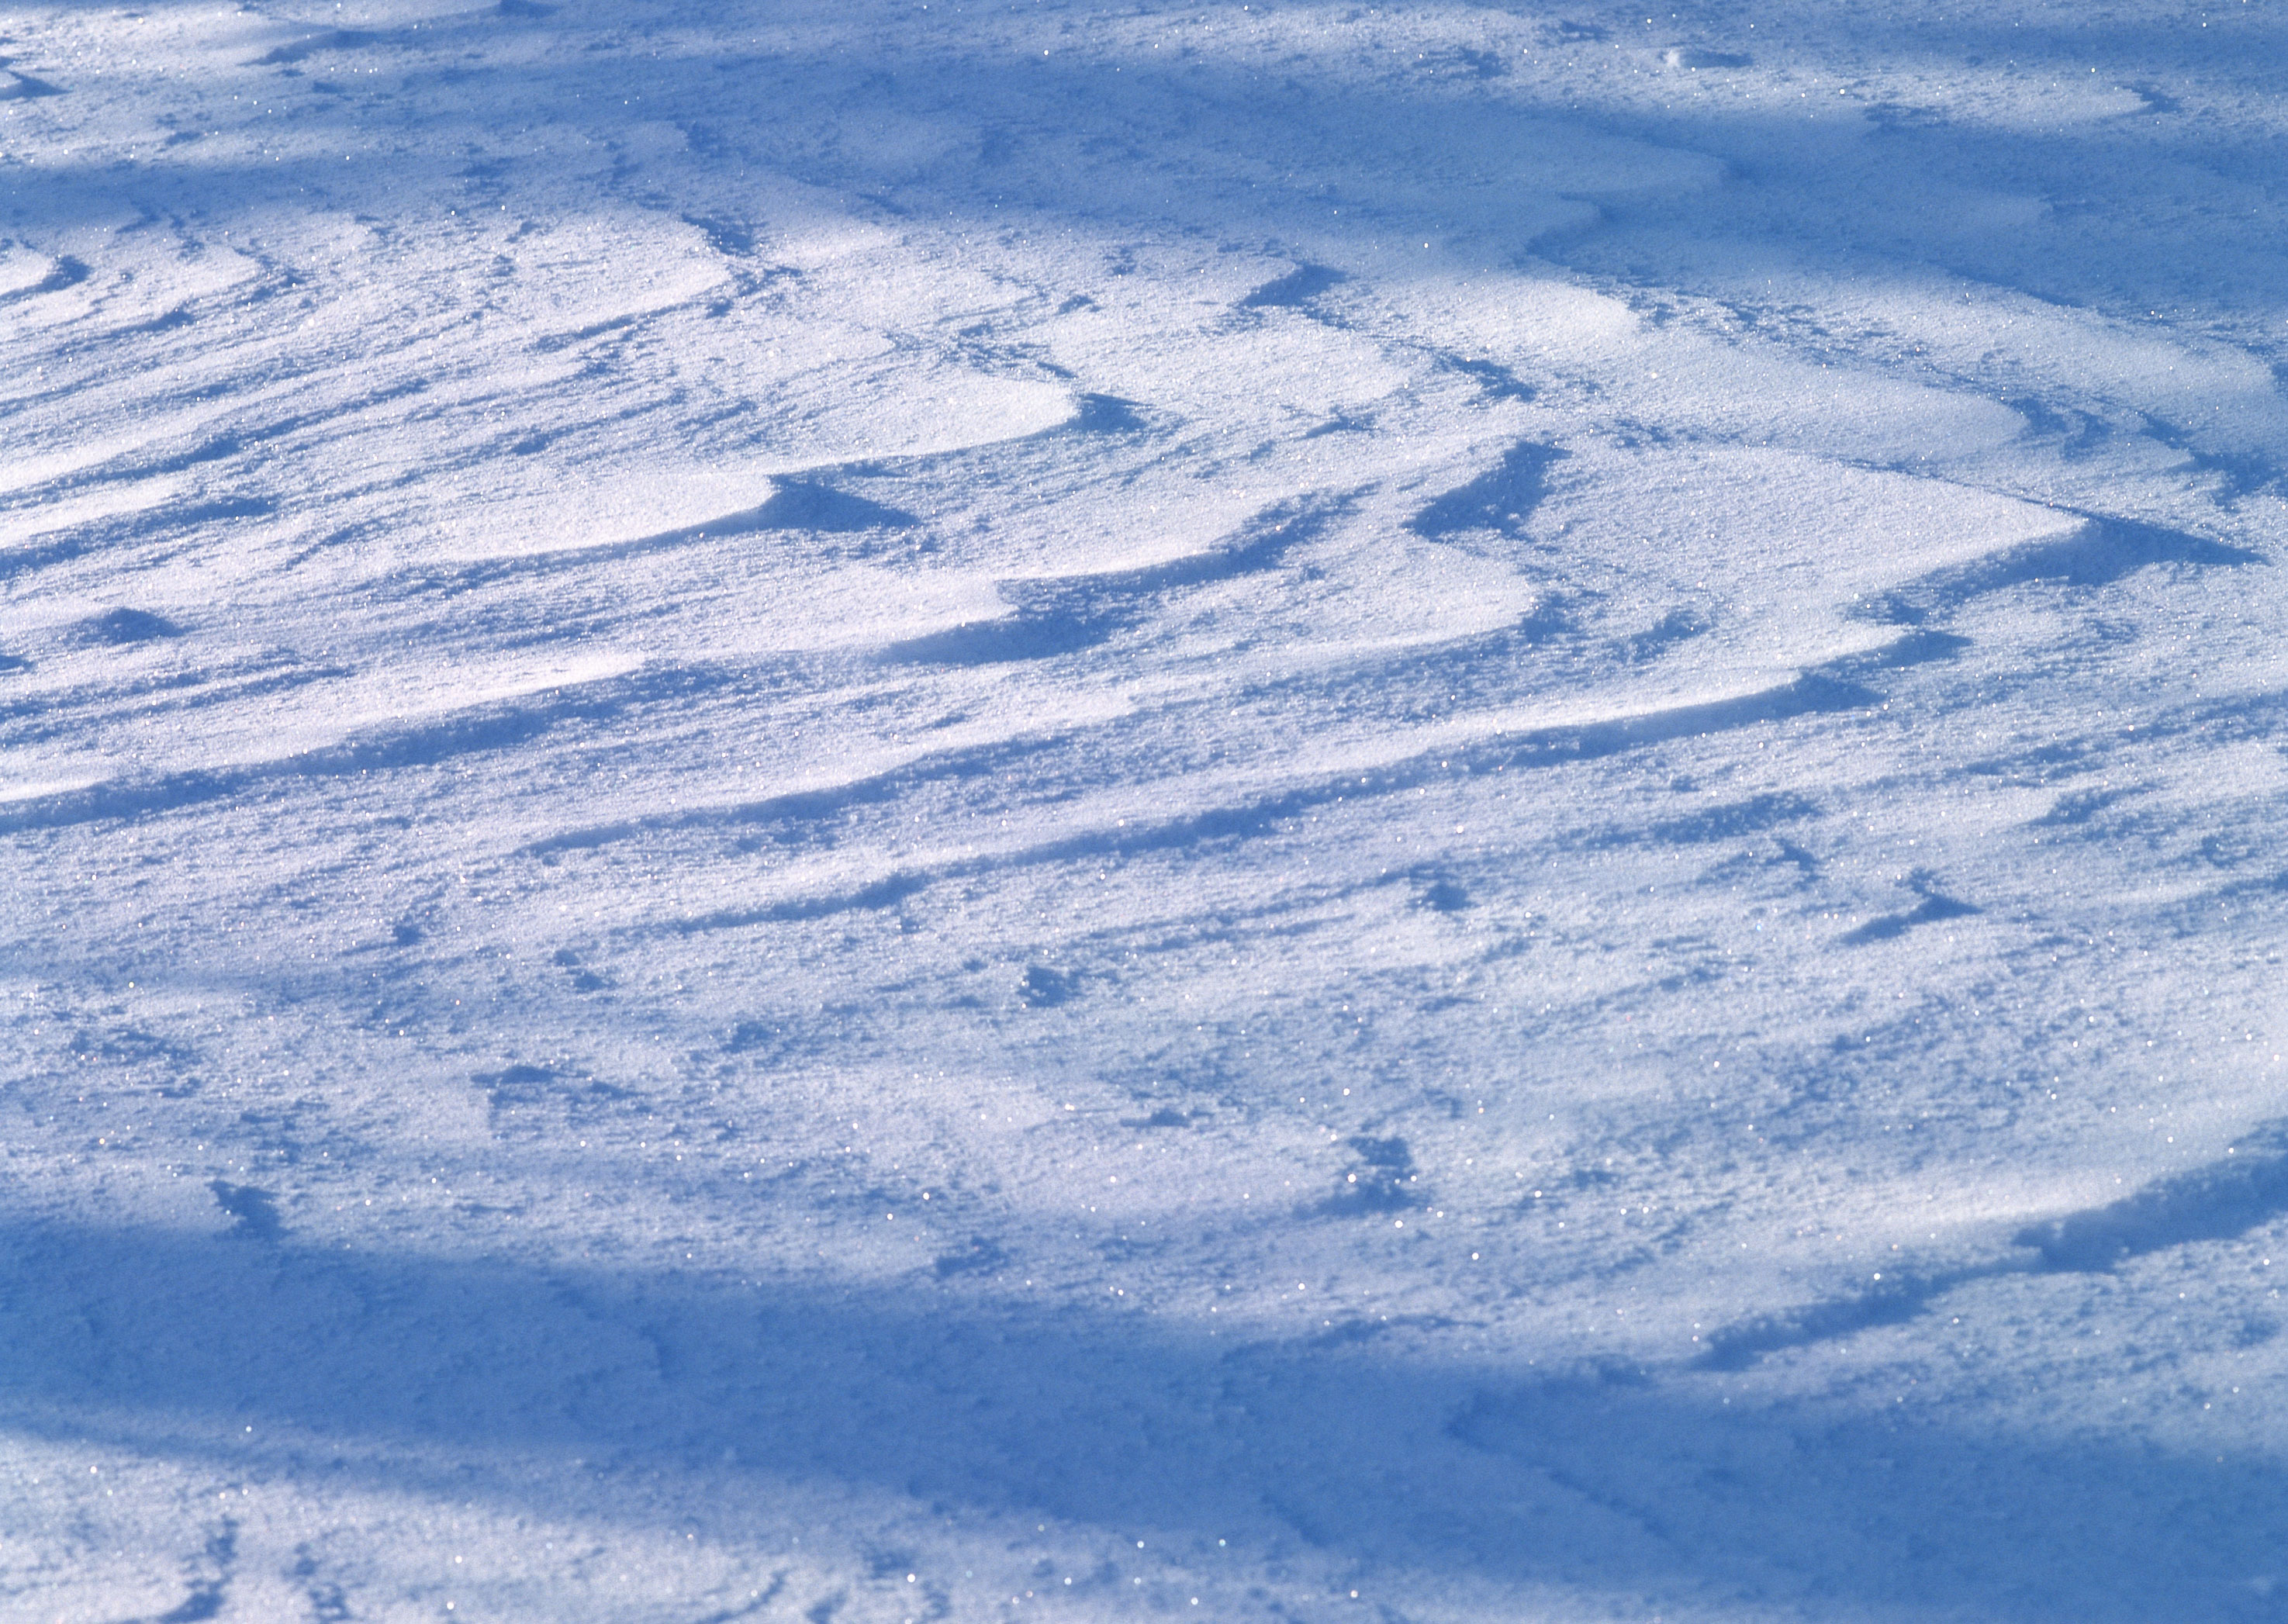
[{"left": 8, "top": 0, "right": 2288, "bottom": 1619}]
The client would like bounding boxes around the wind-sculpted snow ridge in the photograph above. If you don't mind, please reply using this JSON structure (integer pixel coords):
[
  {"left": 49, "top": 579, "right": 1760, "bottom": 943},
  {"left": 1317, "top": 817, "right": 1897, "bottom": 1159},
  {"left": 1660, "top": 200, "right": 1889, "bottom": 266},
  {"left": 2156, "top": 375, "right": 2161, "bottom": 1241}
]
[
  {"left": 9, "top": 0, "right": 2288, "bottom": 1619},
  {"left": 1699, "top": 1125, "right": 2288, "bottom": 1370}
]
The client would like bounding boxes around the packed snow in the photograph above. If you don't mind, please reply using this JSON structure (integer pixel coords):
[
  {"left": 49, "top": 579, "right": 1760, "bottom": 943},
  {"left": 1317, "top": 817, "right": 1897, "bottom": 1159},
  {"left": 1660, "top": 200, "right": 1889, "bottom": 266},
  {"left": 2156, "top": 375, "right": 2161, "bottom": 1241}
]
[{"left": 6, "top": 0, "right": 2288, "bottom": 1619}]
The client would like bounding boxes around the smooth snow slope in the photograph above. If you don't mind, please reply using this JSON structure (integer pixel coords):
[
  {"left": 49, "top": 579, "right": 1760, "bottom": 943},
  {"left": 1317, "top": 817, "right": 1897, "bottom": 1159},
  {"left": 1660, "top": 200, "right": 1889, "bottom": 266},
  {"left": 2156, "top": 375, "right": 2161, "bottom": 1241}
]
[{"left": 5, "top": 1, "right": 2288, "bottom": 1619}]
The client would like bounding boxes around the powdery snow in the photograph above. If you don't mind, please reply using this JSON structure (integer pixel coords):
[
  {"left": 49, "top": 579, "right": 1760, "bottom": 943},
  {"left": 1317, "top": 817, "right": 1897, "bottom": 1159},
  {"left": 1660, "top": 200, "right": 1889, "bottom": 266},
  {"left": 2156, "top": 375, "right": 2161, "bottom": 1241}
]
[{"left": 6, "top": 1, "right": 2288, "bottom": 1620}]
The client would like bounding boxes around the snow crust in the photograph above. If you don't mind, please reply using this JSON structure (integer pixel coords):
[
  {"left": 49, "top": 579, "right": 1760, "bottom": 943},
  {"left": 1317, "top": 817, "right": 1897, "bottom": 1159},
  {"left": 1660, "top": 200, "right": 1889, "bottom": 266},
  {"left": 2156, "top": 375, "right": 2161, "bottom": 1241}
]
[{"left": 7, "top": 0, "right": 2288, "bottom": 1619}]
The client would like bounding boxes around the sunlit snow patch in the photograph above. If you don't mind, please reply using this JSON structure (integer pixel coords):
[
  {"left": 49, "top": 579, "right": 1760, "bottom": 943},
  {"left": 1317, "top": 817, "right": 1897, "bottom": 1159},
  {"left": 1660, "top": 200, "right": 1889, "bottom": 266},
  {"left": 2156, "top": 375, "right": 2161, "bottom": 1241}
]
[
  {"left": 0, "top": 652, "right": 643, "bottom": 827},
  {"left": 1538, "top": 445, "right": 2089, "bottom": 687}
]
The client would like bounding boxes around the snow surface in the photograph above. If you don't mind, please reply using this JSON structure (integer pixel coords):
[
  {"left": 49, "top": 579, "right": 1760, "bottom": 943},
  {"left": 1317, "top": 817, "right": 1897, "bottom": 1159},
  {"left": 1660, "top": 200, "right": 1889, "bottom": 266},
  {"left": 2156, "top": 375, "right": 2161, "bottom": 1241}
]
[{"left": 7, "top": 0, "right": 2288, "bottom": 1619}]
